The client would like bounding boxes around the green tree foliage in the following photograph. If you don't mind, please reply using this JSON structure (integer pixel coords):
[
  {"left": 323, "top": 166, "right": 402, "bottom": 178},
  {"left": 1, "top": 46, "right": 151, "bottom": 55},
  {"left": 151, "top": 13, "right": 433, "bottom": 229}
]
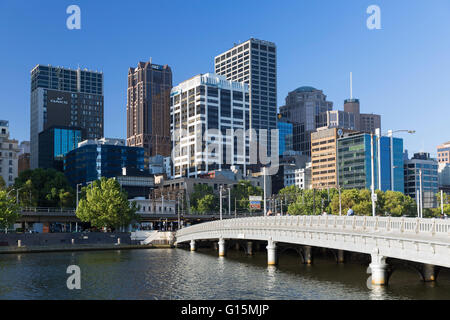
[
  {"left": 287, "top": 189, "right": 334, "bottom": 215},
  {"left": 196, "top": 194, "right": 217, "bottom": 214},
  {"left": 0, "top": 176, "right": 6, "bottom": 190},
  {"left": 76, "top": 178, "right": 139, "bottom": 229},
  {"left": 383, "top": 191, "right": 416, "bottom": 217},
  {"left": 190, "top": 184, "right": 218, "bottom": 213},
  {"left": 14, "top": 169, "right": 75, "bottom": 207},
  {"left": 231, "top": 180, "right": 263, "bottom": 211},
  {"left": 285, "top": 188, "right": 417, "bottom": 216},
  {"left": 433, "top": 192, "right": 450, "bottom": 216},
  {"left": 0, "top": 190, "right": 20, "bottom": 231}
]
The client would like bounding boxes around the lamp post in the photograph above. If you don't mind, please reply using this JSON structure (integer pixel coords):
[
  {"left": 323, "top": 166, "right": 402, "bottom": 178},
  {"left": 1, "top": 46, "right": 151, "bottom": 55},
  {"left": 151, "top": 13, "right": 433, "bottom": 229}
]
[
  {"left": 219, "top": 185, "right": 223, "bottom": 220},
  {"left": 263, "top": 167, "right": 267, "bottom": 216},
  {"left": 371, "top": 129, "right": 415, "bottom": 216},
  {"left": 227, "top": 187, "right": 231, "bottom": 216},
  {"left": 375, "top": 129, "right": 415, "bottom": 191}
]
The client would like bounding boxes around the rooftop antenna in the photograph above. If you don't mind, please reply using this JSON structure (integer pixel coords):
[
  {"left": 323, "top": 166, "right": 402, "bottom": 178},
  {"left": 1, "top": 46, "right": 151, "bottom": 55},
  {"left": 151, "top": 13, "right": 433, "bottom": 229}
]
[{"left": 350, "top": 72, "right": 353, "bottom": 99}]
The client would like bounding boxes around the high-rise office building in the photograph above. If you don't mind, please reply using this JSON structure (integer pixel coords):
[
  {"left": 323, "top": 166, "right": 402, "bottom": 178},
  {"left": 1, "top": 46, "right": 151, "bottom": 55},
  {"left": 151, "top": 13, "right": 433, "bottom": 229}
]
[
  {"left": 30, "top": 65, "right": 104, "bottom": 169},
  {"left": 311, "top": 127, "right": 357, "bottom": 190},
  {"left": 437, "top": 141, "right": 450, "bottom": 164},
  {"left": 343, "top": 99, "right": 381, "bottom": 134},
  {"left": 214, "top": 38, "right": 277, "bottom": 155},
  {"left": 38, "top": 126, "right": 83, "bottom": 171},
  {"left": 18, "top": 141, "right": 31, "bottom": 175},
  {"left": 64, "top": 138, "right": 145, "bottom": 187},
  {"left": 404, "top": 152, "right": 439, "bottom": 208},
  {"left": 277, "top": 114, "right": 293, "bottom": 156},
  {"left": 337, "top": 132, "right": 404, "bottom": 192},
  {"left": 127, "top": 61, "right": 172, "bottom": 159},
  {"left": 280, "top": 87, "right": 333, "bottom": 156},
  {"left": 170, "top": 73, "right": 250, "bottom": 178},
  {"left": 0, "top": 120, "right": 20, "bottom": 186}
]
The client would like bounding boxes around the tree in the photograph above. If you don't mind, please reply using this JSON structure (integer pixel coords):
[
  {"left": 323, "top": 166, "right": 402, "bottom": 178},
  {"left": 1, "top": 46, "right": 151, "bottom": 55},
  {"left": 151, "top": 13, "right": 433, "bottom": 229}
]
[
  {"left": 14, "top": 168, "right": 75, "bottom": 207},
  {"left": 383, "top": 191, "right": 416, "bottom": 217},
  {"left": 0, "top": 190, "right": 20, "bottom": 232},
  {"left": 196, "top": 194, "right": 217, "bottom": 214},
  {"left": 433, "top": 192, "right": 450, "bottom": 216},
  {"left": 76, "top": 178, "right": 139, "bottom": 230},
  {"left": 231, "top": 180, "right": 263, "bottom": 211},
  {"left": 0, "top": 176, "right": 6, "bottom": 190},
  {"left": 189, "top": 184, "right": 218, "bottom": 213}
]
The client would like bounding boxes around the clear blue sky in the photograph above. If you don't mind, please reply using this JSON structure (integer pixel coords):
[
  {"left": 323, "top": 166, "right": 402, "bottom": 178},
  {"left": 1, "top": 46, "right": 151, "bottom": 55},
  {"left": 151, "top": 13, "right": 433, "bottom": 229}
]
[{"left": 1, "top": 0, "right": 449, "bottom": 157}]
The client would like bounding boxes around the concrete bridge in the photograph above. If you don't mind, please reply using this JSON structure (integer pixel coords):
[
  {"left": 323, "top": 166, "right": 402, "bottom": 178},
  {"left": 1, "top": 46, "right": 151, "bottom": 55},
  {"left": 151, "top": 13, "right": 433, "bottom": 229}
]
[{"left": 176, "top": 215, "right": 450, "bottom": 286}]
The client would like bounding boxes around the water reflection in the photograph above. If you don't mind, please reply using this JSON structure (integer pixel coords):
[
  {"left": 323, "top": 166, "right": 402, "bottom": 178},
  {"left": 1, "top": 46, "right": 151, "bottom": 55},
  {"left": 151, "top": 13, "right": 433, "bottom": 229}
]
[{"left": 0, "top": 248, "right": 449, "bottom": 300}]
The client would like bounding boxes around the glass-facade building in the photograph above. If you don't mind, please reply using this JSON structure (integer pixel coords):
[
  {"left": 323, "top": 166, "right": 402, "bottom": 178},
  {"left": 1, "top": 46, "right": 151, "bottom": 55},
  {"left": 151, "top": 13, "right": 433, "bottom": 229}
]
[
  {"left": 30, "top": 64, "right": 104, "bottom": 169},
  {"left": 38, "top": 126, "right": 83, "bottom": 171},
  {"left": 337, "top": 133, "right": 404, "bottom": 192},
  {"left": 404, "top": 152, "right": 439, "bottom": 208},
  {"left": 277, "top": 121, "right": 293, "bottom": 156},
  {"left": 64, "top": 138, "right": 145, "bottom": 187}
]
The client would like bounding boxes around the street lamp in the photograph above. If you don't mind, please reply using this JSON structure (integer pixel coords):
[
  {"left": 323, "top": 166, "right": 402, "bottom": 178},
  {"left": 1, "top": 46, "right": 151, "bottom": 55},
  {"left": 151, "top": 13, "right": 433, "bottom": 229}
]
[
  {"left": 219, "top": 185, "right": 223, "bottom": 220},
  {"left": 371, "top": 129, "right": 415, "bottom": 216},
  {"left": 375, "top": 129, "right": 415, "bottom": 192}
]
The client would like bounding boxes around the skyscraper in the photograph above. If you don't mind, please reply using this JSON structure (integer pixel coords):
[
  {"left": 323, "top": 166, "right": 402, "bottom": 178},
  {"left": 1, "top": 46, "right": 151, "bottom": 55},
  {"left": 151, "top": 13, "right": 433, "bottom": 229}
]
[
  {"left": 127, "top": 61, "right": 172, "bottom": 159},
  {"left": 0, "top": 120, "right": 20, "bottom": 186},
  {"left": 437, "top": 141, "right": 450, "bottom": 164},
  {"left": 30, "top": 65, "right": 104, "bottom": 169},
  {"left": 214, "top": 38, "right": 277, "bottom": 155},
  {"left": 337, "top": 132, "right": 404, "bottom": 192},
  {"left": 170, "top": 73, "right": 250, "bottom": 178},
  {"left": 280, "top": 86, "right": 333, "bottom": 156}
]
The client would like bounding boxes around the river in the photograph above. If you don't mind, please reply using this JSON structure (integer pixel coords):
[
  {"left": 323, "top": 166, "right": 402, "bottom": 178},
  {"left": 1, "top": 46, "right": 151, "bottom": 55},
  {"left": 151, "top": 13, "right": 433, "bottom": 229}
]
[{"left": 1, "top": 248, "right": 449, "bottom": 300}]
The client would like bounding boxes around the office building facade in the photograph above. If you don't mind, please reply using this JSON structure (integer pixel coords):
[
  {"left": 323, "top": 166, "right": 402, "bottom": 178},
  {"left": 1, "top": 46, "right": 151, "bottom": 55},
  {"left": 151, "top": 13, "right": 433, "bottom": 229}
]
[
  {"left": 277, "top": 118, "right": 293, "bottom": 156},
  {"left": 38, "top": 126, "right": 83, "bottom": 171},
  {"left": 64, "top": 138, "right": 145, "bottom": 187},
  {"left": 0, "top": 120, "right": 20, "bottom": 186},
  {"left": 337, "top": 133, "right": 404, "bottom": 192},
  {"left": 437, "top": 141, "right": 450, "bottom": 164},
  {"left": 30, "top": 65, "right": 104, "bottom": 168},
  {"left": 214, "top": 38, "right": 277, "bottom": 155},
  {"left": 404, "top": 152, "right": 439, "bottom": 208},
  {"left": 311, "top": 127, "right": 357, "bottom": 190},
  {"left": 170, "top": 73, "right": 249, "bottom": 178},
  {"left": 280, "top": 86, "right": 333, "bottom": 156},
  {"left": 127, "top": 61, "right": 172, "bottom": 158}
]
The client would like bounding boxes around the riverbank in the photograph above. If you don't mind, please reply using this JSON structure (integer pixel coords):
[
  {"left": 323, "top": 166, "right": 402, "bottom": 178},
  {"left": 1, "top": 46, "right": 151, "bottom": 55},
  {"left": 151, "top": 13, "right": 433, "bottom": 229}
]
[{"left": 0, "top": 243, "right": 174, "bottom": 255}]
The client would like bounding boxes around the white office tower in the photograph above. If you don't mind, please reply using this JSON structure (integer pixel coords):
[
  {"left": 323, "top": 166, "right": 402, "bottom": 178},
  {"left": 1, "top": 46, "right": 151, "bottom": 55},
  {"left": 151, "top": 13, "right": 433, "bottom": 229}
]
[
  {"left": 214, "top": 38, "right": 277, "bottom": 157},
  {"left": 170, "top": 73, "right": 250, "bottom": 178}
]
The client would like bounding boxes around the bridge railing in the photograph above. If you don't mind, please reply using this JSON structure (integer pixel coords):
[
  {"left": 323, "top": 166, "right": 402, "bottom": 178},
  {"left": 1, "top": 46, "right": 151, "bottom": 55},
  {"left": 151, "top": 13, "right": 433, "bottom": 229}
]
[
  {"left": 177, "top": 215, "right": 450, "bottom": 238},
  {"left": 20, "top": 207, "right": 76, "bottom": 213}
]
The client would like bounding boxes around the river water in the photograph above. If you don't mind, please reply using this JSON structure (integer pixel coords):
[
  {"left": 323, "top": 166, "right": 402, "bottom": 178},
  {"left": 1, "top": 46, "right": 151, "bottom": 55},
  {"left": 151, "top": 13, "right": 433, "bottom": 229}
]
[{"left": 0, "top": 248, "right": 449, "bottom": 300}]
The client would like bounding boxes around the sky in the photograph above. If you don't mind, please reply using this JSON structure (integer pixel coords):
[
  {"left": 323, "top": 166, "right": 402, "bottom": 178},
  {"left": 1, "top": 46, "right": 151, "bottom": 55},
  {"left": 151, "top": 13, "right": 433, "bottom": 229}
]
[{"left": 0, "top": 0, "right": 449, "bottom": 157}]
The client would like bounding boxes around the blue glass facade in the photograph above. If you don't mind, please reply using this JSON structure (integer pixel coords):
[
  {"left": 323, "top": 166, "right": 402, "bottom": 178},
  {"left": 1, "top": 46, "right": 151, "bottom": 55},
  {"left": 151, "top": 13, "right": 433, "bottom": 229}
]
[
  {"left": 338, "top": 134, "right": 404, "bottom": 192},
  {"left": 64, "top": 143, "right": 145, "bottom": 187},
  {"left": 38, "top": 126, "right": 83, "bottom": 171},
  {"left": 277, "top": 121, "right": 293, "bottom": 156}
]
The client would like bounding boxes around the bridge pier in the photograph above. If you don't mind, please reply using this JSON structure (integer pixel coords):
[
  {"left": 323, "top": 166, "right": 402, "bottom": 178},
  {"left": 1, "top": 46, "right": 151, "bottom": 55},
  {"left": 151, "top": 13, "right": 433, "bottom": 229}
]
[
  {"left": 218, "top": 238, "right": 226, "bottom": 257},
  {"left": 190, "top": 240, "right": 196, "bottom": 252},
  {"left": 337, "top": 250, "right": 345, "bottom": 264},
  {"left": 247, "top": 241, "right": 253, "bottom": 255},
  {"left": 304, "top": 246, "right": 313, "bottom": 265},
  {"left": 370, "top": 251, "right": 388, "bottom": 286},
  {"left": 422, "top": 264, "right": 437, "bottom": 282},
  {"left": 266, "top": 239, "right": 277, "bottom": 266}
]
